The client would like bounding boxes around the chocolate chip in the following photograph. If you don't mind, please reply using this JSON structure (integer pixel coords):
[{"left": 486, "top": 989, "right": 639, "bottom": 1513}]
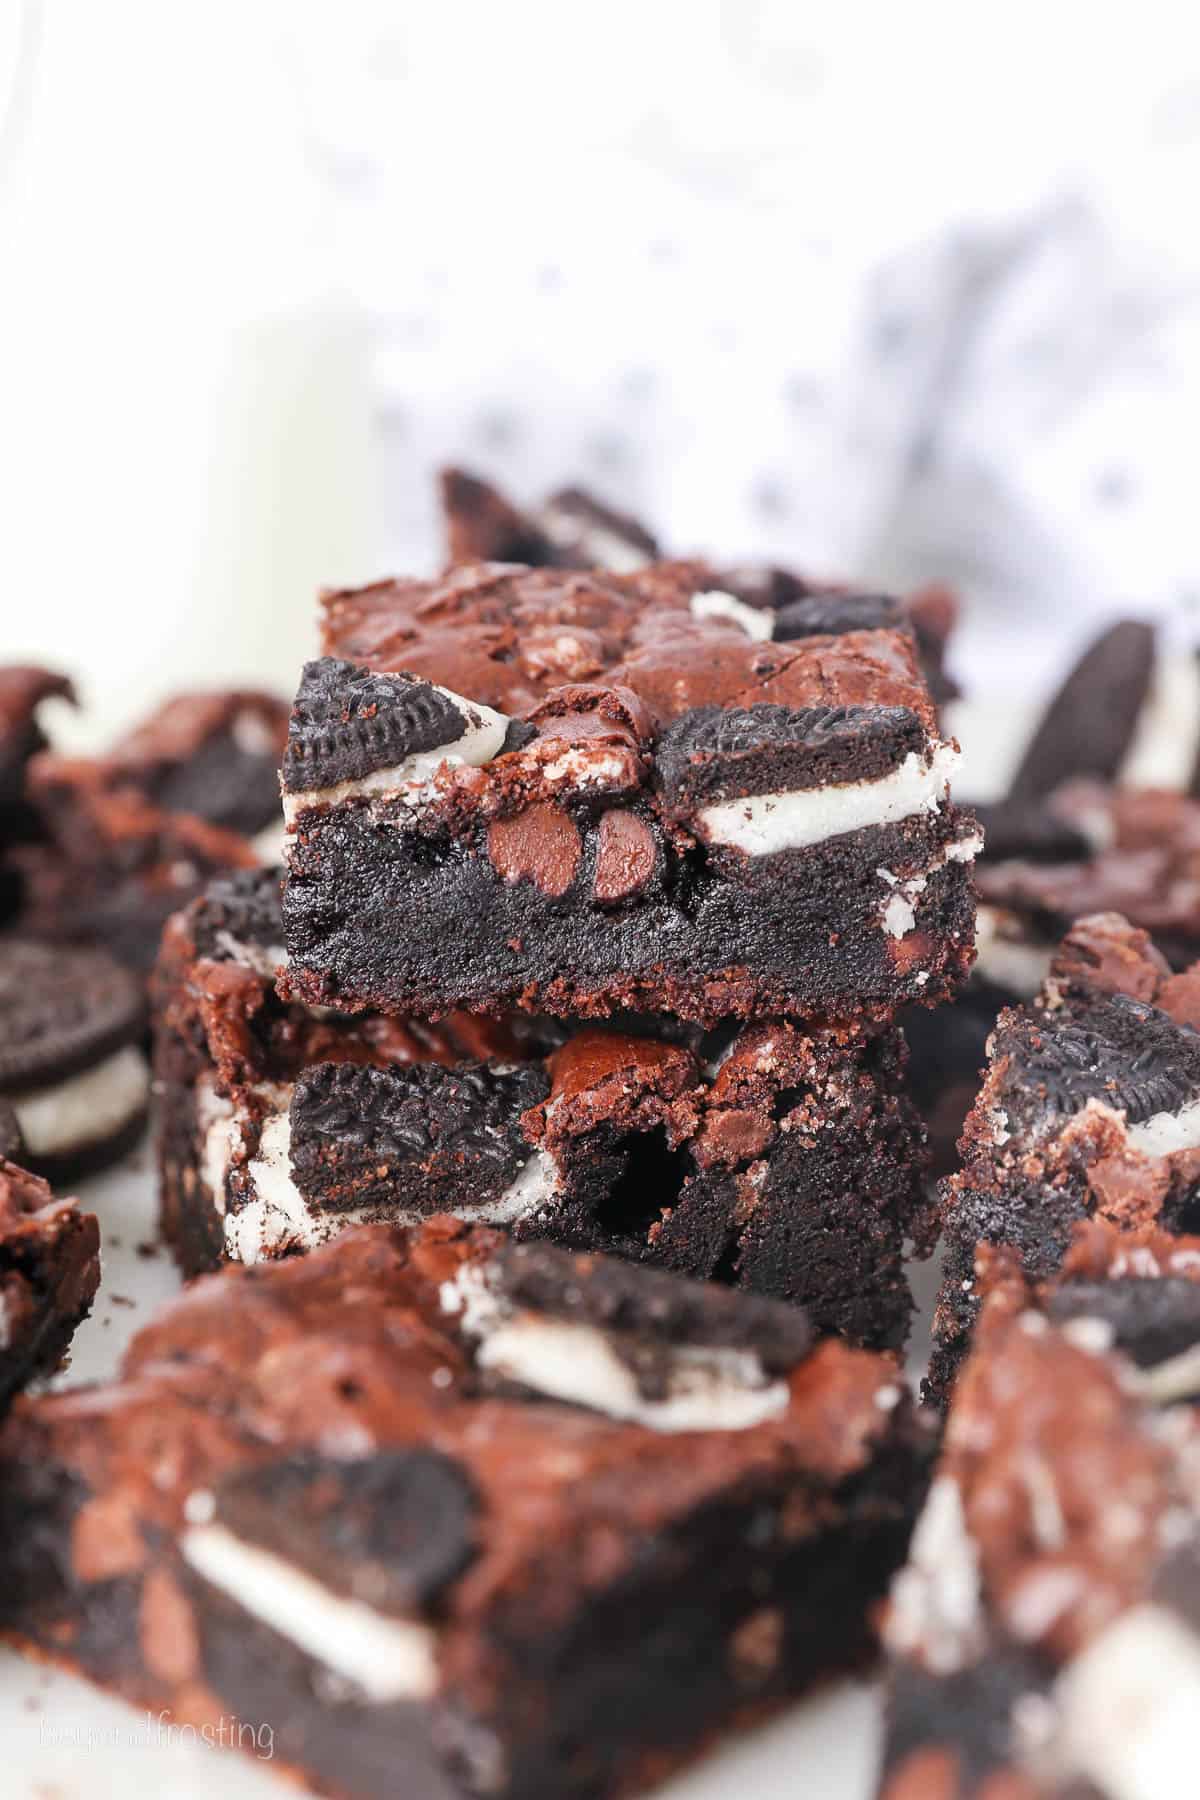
[
  {"left": 216, "top": 1448, "right": 479, "bottom": 1611},
  {"left": 593, "top": 810, "right": 657, "bottom": 902},
  {"left": 283, "top": 657, "right": 468, "bottom": 794},
  {"left": 488, "top": 804, "right": 582, "bottom": 896}
]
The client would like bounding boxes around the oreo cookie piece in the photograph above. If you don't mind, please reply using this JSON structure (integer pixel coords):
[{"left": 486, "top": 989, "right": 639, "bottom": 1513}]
[
  {"left": 1047, "top": 1276, "right": 1200, "bottom": 1370},
  {"left": 0, "top": 939, "right": 150, "bottom": 1180},
  {"left": 440, "top": 465, "right": 660, "bottom": 571},
  {"left": 654, "top": 702, "right": 928, "bottom": 814},
  {"left": 996, "top": 989, "right": 1200, "bottom": 1140},
  {"left": 282, "top": 657, "right": 511, "bottom": 807},
  {"left": 186, "top": 865, "right": 284, "bottom": 966},
  {"left": 288, "top": 1059, "right": 551, "bottom": 1214},
  {"left": 772, "top": 592, "right": 908, "bottom": 641},
  {"left": 209, "top": 1447, "right": 479, "bottom": 1613},
  {"left": 1008, "top": 618, "right": 1156, "bottom": 801}
]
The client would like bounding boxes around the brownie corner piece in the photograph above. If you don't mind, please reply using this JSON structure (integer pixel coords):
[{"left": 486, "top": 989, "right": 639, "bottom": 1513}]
[{"left": 0, "top": 1221, "right": 930, "bottom": 1800}]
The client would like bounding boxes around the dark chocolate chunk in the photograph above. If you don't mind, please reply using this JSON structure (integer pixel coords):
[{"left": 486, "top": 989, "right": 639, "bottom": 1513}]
[
  {"left": 1007, "top": 619, "right": 1156, "bottom": 801},
  {"left": 486, "top": 1238, "right": 813, "bottom": 1374},
  {"left": 0, "top": 940, "right": 145, "bottom": 1091},
  {"left": 1047, "top": 1276, "right": 1200, "bottom": 1369},
  {"left": 772, "top": 592, "right": 908, "bottom": 641},
  {"left": 213, "top": 1447, "right": 479, "bottom": 1612},
  {"left": 289, "top": 1060, "right": 550, "bottom": 1210},
  {"left": 282, "top": 658, "right": 469, "bottom": 795},
  {"left": 654, "top": 702, "right": 927, "bottom": 811}
]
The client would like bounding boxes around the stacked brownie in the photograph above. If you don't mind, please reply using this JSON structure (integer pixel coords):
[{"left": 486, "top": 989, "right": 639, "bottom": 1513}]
[{"left": 158, "top": 558, "right": 977, "bottom": 1346}]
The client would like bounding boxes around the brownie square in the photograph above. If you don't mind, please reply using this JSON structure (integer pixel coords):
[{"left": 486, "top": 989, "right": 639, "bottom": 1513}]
[
  {"left": 0, "top": 1219, "right": 932, "bottom": 1800},
  {"left": 156, "top": 873, "right": 932, "bottom": 1348},
  {"left": 279, "top": 562, "right": 978, "bottom": 1026}
]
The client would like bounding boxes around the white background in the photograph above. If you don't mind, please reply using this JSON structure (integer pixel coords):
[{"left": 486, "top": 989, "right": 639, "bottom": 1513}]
[{"left": 3, "top": 2, "right": 1200, "bottom": 743}]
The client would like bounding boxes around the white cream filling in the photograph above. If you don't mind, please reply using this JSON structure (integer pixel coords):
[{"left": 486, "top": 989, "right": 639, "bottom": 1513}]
[
  {"left": 440, "top": 1266, "right": 787, "bottom": 1433},
  {"left": 197, "top": 1078, "right": 237, "bottom": 1214},
  {"left": 885, "top": 1476, "right": 984, "bottom": 1673},
  {"left": 697, "top": 741, "right": 960, "bottom": 856},
  {"left": 181, "top": 1523, "right": 437, "bottom": 1702},
  {"left": 1047, "top": 1603, "right": 1200, "bottom": 1800},
  {"left": 973, "top": 906, "right": 1056, "bottom": 997},
  {"left": 1119, "top": 653, "right": 1200, "bottom": 792},
  {"left": 219, "top": 1095, "right": 559, "bottom": 1263},
  {"left": 688, "top": 589, "right": 774, "bottom": 641},
  {"left": 231, "top": 709, "right": 282, "bottom": 757},
  {"left": 1125, "top": 1098, "right": 1200, "bottom": 1158},
  {"left": 249, "top": 818, "right": 288, "bottom": 866},
  {"left": 538, "top": 746, "right": 633, "bottom": 790},
  {"left": 12, "top": 1045, "right": 149, "bottom": 1158},
  {"left": 283, "top": 683, "right": 510, "bottom": 825}
]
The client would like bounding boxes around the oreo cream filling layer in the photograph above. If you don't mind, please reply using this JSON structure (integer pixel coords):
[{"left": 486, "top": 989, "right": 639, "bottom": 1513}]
[
  {"left": 11, "top": 1045, "right": 149, "bottom": 1158},
  {"left": 1124, "top": 1099, "right": 1200, "bottom": 1159},
  {"left": 697, "top": 740, "right": 960, "bottom": 855},
  {"left": 181, "top": 1521, "right": 437, "bottom": 1702},
  {"left": 440, "top": 1264, "right": 790, "bottom": 1432},
  {"left": 211, "top": 1087, "right": 560, "bottom": 1263},
  {"left": 283, "top": 683, "right": 510, "bottom": 825}
]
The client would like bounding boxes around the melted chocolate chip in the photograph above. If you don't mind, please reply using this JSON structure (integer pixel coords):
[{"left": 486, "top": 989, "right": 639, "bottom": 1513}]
[
  {"left": 282, "top": 658, "right": 468, "bottom": 794},
  {"left": 487, "top": 804, "right": 582, "bottom": 896},
  {"left": 593, "top": 811, "right": 657, "bottom": 902}
]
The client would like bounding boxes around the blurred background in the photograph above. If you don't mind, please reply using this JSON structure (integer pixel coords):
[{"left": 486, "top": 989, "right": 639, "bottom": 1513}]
[{"left": 3, "top": 0, "right": 1200, "bottom": 764}]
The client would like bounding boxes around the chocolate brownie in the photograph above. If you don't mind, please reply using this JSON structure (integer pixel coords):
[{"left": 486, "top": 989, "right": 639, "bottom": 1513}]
[
  {"left": 0, "top": 1152, "right": 100, "bottom": 1413},
  {"left": 928, "top": 911, "right": 1200, "bottom": 1402},
  {"left": 14, "top": 689, "right": 288, "bottom": 972},
  {"left": 879, "top": 1232, "right": 1200, "bottom": 1798},
  {"left": 281, "top": 563, "right": 978, "bottom": 1025},
  {"left": 0, "top": 939, "right": 150, "bottom": 1181},
  {"left": 0, "top": 666, "right": 76, "bottom": 925},
  {"left": 437, "top": 469, "right": 960, "bottom": 704},
  {"left": 157, "top": 874, "right": 931, "bottom": 1346},
  {"left": 0, "top": 1218, "right": 932, "bottom": 1800}
]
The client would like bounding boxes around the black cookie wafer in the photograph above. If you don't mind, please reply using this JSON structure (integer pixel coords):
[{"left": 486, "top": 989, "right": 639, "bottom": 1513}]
[
  {"left": 1007, "top": 618, "right": 1156, "bottom": 801},
  {"left": 288, "top": 1060, "right": 550, "bottom": 1212},
  {"left": 654, "top": 702, "right": 926, "bottom": 811},
  {"left": 1046, "top": 1276, "right": 1200, "bottom": 1370},
  {"left": 282, "top": 658, "right": 470, "bottom": 796},
  {"left": 188, "top": 867, "right": 284, "bottom": 962},
  {"left": 0, "top": 940, "right": 146, "bottom": 1092},
  {"left": 772, "top": 592, "right": 908, "bottom": 641},
  {"left": 211, "top": 1446, "right": 479, "bottom": 1612}
]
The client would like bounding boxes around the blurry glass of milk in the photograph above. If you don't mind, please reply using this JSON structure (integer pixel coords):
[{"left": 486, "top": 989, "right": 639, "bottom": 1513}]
[{"left": 0, "top": 2, "right": 381, "bottom": 748}]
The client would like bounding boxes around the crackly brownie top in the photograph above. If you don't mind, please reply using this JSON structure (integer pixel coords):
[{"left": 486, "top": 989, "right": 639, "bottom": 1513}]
[
  {"left": 6, "top": 1220, "right": 906, "bottom": 1629},
  {"left": 318, "top": 560, "right": 935, "bottom": 730}
]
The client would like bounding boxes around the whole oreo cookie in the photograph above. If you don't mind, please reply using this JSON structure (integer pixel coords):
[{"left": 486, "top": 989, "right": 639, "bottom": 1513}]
[
  {"left": 213, "top": 1446, "right": 479, "bottom": 1611},
  {"left": 0, "top": 939, "right": 149, "bottom": 1178},
  {"left": 1007, "top": 619, "right": 1155, "bottom": 801}
]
